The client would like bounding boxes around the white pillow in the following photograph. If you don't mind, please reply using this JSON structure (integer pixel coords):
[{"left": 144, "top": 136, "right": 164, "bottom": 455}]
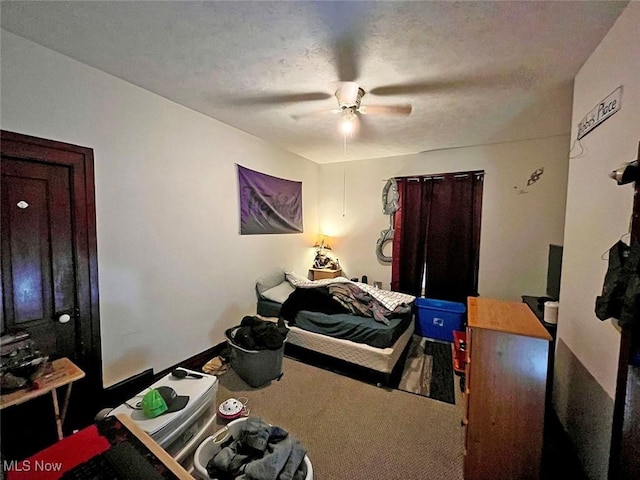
[
  {"left": 260, "top": 281, "right": 295, "bottom": 304},
  {"left": 256, "top": 269, "right": 287, "bottom": 295},
  {"left": 285, "top": 271, "right": 309, "bottom": 284}
]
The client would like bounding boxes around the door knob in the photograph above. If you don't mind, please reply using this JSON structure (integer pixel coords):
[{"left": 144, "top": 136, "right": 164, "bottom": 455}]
[{"left": 58, "top": 313, "right": 71, "bottom": 324}]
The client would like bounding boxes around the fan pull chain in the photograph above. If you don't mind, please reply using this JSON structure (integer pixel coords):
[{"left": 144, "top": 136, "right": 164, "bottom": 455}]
[
  {"left": 343, "top": 162, "right": 347, "bottom": 217},
  {"left": 343, "top": 130, "right": 347, "bottom": 156},
  {"left": 342, "top": 132, "right": 348, "bottom": 216}
]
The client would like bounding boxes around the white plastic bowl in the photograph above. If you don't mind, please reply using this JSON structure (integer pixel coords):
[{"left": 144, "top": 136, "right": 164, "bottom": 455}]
[{"left": 193, "top": 417, "right": 313, "bottom": 480}]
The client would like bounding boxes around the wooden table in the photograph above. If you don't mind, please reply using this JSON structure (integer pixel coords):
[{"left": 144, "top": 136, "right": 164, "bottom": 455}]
[
  {"left": 0, "top": 357, "right": 85, "bottom": 440},
  {"left": 309, "top": 268, "right": 342, "bottom": 280}
]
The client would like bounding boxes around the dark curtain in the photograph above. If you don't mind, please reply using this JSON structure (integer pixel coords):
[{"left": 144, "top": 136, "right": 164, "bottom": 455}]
[
  {"left": 391, "top": 178, "right": 431, "bottom": 296},
  {"left": 391, "top": 171, "right": 483, "bottom": 304}
]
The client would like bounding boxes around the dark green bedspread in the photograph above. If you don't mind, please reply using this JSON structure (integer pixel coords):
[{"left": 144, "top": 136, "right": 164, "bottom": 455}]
[{"left": 256, "top": 299, "right": 412, "bottom": 349}]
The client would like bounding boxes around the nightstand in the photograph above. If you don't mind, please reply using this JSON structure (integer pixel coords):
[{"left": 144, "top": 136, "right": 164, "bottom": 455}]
[{"left": 310, "top": 268, "right": 342, "bottom": 280}]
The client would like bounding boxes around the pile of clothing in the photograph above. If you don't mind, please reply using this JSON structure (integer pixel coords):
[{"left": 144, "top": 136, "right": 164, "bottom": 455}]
[
  {"left": 328, "top": 282, "right": 409, "bottom": 324},
  {"left": 231, "top": 316, "right": 289, "bottom": 350},
  {"left": 206, "top": 416, "right": 307, "bottom": 480},
  {"left": 280, "top": 283, "right": 412, "bottom": 326},
  {"left": 596, "top": 240, "right": 640, "bottom": 328}
]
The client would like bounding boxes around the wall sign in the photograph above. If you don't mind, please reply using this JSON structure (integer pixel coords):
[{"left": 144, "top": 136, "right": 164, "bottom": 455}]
[{"left": 577, "top": 86, "right": 622, "bottom": 140}]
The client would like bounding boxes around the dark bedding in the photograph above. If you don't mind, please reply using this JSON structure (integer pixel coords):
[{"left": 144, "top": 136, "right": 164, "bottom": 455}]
[
  {"left": 256, "top": 298, "right": 412, "bottom": 349},
  {"left": 257, "top": 298, "right": 282, "bottom": 318},
  {"left": 279, "top": 287, "right": 350, "bottom": 321},
  {"left": 292, "top": 310, "right": 412, "bottom": 349}
]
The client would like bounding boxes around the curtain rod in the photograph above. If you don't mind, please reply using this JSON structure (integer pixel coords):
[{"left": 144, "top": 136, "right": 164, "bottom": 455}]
[{"left": 386, "top": 170, "right": 485, "bottom": 181}]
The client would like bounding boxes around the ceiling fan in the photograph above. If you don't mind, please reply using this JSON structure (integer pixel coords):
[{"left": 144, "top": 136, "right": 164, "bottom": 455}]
[{"left": 291, "top": 81, "right": 412, "bottom": 136}]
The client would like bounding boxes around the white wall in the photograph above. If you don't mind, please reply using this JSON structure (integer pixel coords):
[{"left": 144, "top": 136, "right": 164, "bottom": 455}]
[
  {"left": 1, "top": 30, "right": 319, "bottom": 387},
  {"left": 1, "top": 28, "right": 570, "bottom": 389},
  {"left": 554, "top": 3, "right": 640, "bottom": 478},
  {"left": 318, "top": 135, "right": 570, "bottom": 302}
]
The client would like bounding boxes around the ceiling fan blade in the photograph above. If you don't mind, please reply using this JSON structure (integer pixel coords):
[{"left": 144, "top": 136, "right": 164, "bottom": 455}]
[
  {"left": 315, "top": 1, "right": 365, "bottom": 82},
  {"left": 359, "top": 104, "right": 412, "bottom": 116},
  {"left": 369, "top": 70, "right": 538, "bottom": 97},
  {"left": 369, "top": 81, "right": 438, "bottom": 97},
  {"left": 332, "top": 32, "right": 360, "bottom": 82},
  {"left": 291, "top": 108, "right": 342, "bottom": 121},
  {"left": 220, "top": 92, "right": 332, "bottom": 106}
]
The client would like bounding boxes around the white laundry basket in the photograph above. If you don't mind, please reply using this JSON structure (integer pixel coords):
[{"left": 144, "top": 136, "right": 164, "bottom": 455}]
[{"left": 193, "top": 417, "right": 313, "bottom": 480}]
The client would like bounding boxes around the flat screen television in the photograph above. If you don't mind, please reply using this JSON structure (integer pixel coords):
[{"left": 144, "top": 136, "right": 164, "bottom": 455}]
[{"left": 546, "top": 244, "right": 563, "bottom": 301}]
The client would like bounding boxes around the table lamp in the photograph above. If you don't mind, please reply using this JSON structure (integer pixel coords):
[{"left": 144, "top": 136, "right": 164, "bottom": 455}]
[{"left": 313, "top": 235, "right": 333, "bottom": 269}]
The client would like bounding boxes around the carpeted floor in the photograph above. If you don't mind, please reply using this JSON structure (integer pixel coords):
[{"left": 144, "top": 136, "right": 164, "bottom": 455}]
[
  {"left": 214, "top": 356, "right": 464, "bottom": 480},
  {"left": 397, "top": 335, "right": 456, "bottom": 404}
]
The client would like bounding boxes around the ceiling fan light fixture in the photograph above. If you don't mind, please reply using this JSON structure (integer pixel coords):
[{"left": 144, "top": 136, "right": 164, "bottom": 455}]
[
  {"left": 335, "top": 82, "right": 363, "bottom": 109},
  {"left": 289, "top": 82, "right": 412, "bottom": 133},
  {"left": 340, "top": 108, "right": 358, "bottom": 136}
]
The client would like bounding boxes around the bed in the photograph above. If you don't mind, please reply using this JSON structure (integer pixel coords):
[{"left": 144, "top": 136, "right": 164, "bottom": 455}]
[{"left": 254, "top": 270, "right": 415, "bottom": 384}]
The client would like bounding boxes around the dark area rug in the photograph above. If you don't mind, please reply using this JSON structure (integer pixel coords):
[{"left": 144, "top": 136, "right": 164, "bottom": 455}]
[
  {"left": 397, "top": 335, "right": 456, "bottom": 404},
  {"left": 281, "top": 334, "right": 456, "bottom": 405}
]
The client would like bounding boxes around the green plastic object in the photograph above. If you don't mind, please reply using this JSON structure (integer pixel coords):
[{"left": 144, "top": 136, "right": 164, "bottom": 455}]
[{"left": 141, "top": 388, "right": 168, "bottom": 418}]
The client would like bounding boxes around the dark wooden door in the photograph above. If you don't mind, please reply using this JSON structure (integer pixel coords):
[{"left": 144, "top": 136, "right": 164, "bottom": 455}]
[
  {"left": 610, "top": 141, "right": 640, "bottom": 480},
  {"left": 1, "top": 159, "right": 79, "bottom": 358},
  {"left": 1, "top": 131, "right": 101, "bottom": 457}
]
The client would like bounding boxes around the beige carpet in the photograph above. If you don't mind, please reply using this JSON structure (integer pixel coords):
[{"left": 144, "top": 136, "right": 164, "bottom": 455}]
[{"left": 212, "top": 356, "right": 464, "bottom": 480}]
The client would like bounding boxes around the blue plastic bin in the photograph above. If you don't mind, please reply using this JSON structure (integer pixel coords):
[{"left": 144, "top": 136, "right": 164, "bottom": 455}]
[{"left": 415, "top": 298, "right": 466, "bottom": 342}]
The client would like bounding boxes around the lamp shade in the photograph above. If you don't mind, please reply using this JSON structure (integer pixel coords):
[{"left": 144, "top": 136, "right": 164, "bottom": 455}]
[{"left": 313, "top": 235, "right": 332, "bottom": 250}]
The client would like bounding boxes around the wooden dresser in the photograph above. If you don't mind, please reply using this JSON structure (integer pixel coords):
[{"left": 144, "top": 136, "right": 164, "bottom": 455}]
[{"left": 463, "top": 297, "right": 553, "bottom": 480}]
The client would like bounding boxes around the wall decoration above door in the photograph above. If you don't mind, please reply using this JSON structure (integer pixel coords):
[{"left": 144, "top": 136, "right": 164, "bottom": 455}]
[{"left": 237, "top": 165, "right": 303, "bottom": 235}]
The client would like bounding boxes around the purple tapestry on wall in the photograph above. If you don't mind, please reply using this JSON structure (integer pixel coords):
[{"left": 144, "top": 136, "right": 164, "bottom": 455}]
[{"left": 238, "top": 165, "right": 303, "bottom": 235}]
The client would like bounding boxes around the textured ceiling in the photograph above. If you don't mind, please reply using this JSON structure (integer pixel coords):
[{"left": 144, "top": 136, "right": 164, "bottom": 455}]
[{"left": 0, "top": 1, "right": 629, "bottom": 163}]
